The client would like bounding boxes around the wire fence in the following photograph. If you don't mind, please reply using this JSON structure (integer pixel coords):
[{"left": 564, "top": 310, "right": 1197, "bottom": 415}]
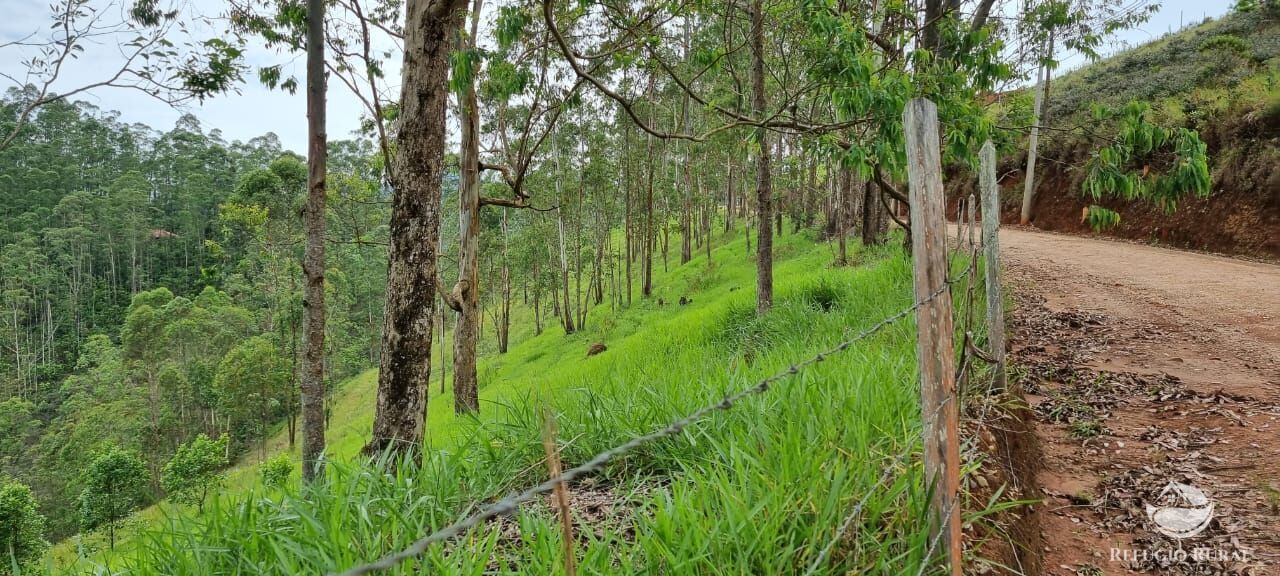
[
  {"left": 337, "top": 102, "right": 1006, "bottom": 576},
  {"left": 335, "top": 260, "right": 983, "bottom": 576}
]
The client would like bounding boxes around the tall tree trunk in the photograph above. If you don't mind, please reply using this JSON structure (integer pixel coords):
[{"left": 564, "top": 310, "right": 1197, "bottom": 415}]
[
  {"left": 1020, "top": 33, "right": 1054, "bottom": 226},
  {"left": 861, "top": 179, "right": 884, "bottom": 245},
  {"left": 368, "top": 0, "right": 462, "bottom": 456},
  {"left": 593, "top": 233, "right": 605, "bottom": 305},
  {"left": 750, "top": 0, "right": 773, "bottom": 315},
  {"left": 642, "top": 74, "right": 656, "bottom": 298},
  {"left": 439, "top": 299, "right": 447, "bottom": 394},
  {"left": 557, "top": 207, "right": 575, "bottom": 334},
  {"left": 300, "top": 0, "right": 327, "bottom": 482},
  {"left": 679, "top": 18, "right": 693, "bottom": 265},
  {"left": 450, "top": 0, "right": 483, "bottom": 415},
  {"left": 837, "top": 166, "right": 850, "bottom": 265},
  {"left": 623, "top": 122, "right": 632, "bottom": 306},
  {"left": 532, "top": 262, "right": 542, "bottom": 335},
  {"left": 701, "top": 174, "right": 712, "bottom": 262},
  {"left": 553, "top": 141, "right": 576, "bottom": 334},
  {"left": 575, "top": 164, "right": 586, "bottom": 330},
  {"left": 724, "top": 152, "right": 734, "bottom": 233},
  {"left": 499, "top": 211, "right": 511, "bottom": 353}
]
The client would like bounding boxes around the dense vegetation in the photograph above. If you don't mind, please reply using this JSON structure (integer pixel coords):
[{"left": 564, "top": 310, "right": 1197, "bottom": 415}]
[{"left": 0, "top": 95, "right": 390, "bottom": 540}]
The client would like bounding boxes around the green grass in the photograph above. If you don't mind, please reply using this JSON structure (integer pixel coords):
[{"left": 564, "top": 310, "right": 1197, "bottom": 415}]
[
  {"left": 48, "top": 226, "right": 997, "bottom": 575},
  {"left": 1047, "top": 9, "right": 1280, "bottom": 124}
]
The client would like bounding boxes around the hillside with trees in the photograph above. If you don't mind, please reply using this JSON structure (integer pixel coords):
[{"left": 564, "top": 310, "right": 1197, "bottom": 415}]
[
  {"left": 1, "top": 0, "right": 1274, "bottom": 575},
  {"left": 0, "top": 97, "right": 390, "bottom": 539}
]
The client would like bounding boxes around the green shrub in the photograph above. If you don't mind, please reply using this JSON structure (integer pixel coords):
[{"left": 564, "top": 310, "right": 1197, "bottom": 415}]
[
  {"left": 1261, "top": 92, "right": 1280, "bottom": 124},
  {"left": 793, "top": 276, "right": 844, "bottom": 311},
  {"left": 161, "top": 434, "right": 229, "bottom": 512},
  {"left": 0, "top": 479, "right": 47, "bottom": 574},
  {"left": 259, "top": 454, "right": 294, "bottom": 489}
]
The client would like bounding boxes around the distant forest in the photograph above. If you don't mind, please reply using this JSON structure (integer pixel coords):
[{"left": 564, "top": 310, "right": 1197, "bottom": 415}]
[{"left": 0, "top": 93, "right": 389, "bottom": 537}]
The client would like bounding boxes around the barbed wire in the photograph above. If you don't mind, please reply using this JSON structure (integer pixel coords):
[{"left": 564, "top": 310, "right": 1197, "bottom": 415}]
[
  {"left": 799, "top": 246, "right": 980, "bottom": 576},
  {"left": 913, "top": 498, "right": 961, "bottom": 576},
  {"left": 334, "top": 267, "right": 971, "bottom": 576},
  {"left": 800, "top": 448, "right": 910, "bottom": 576}
]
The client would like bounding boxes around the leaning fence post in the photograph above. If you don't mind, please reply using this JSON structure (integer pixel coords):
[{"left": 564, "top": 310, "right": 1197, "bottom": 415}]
[
  {"left": 980, "top": 141, "right": 1006, "bottom": 392},
  {"left": 904, "top": 98, "right": 962, "bottom": 576}
]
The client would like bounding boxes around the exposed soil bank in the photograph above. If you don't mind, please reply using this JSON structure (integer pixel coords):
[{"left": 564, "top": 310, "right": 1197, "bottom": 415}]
[{"left": 950, "top": 109, "right": 1280, "bottom": 259}]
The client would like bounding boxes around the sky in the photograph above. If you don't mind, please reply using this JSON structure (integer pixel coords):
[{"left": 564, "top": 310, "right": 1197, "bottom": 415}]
[{"left": 0, "top": 0, "right": 1237, "bottom": 154}]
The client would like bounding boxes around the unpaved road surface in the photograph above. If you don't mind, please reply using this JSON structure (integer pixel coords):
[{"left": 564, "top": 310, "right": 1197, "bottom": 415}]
[{"left": 1002, "top": 228, "right": 1280, "bottom": 575}]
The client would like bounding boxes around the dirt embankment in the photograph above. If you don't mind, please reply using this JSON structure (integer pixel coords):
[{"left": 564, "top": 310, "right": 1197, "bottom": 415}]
[{"left": 949, "top": 108, "right": 1280, "bottom": 259}]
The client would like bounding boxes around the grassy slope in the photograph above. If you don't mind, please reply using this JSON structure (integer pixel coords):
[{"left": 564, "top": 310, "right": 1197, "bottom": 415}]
[
  {"left": 1047, "top": 10, "right": 1279, "bottom": 124},
  {"left": 53, "top": 226, "right": 990, "bottom": 574}
]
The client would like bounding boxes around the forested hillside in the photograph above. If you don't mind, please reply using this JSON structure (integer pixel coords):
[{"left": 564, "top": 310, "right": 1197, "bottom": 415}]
[{"left": 0, "top": 95, "right": 390, "bottom": 538}]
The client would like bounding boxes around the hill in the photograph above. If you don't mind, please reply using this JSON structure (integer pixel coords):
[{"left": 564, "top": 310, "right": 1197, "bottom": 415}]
[{"left": 979, "top": 8, "right": 1280, "bottom": 258}]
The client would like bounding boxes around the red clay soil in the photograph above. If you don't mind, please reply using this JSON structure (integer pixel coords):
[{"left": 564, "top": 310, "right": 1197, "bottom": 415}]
[
  {"left": 1002, "top": 227, "right": 1280, "bottom": 575},
  {"left": 948, "top": 110, "right": 1280, "bottom": 260}
]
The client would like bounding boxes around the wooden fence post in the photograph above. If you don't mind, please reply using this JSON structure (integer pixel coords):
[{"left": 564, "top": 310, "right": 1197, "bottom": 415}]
[
  {"left": 962, "top": 193, "right": 972, "bottom": 249},
  {"left": 542, "top": 407, "right": 577, "bottom": 576},
  {"left": 980, "top": 141, "right": 1006, "bottom": 392},
  {"left": 904, "top": 98, "right": 962, "bottom": 576}
]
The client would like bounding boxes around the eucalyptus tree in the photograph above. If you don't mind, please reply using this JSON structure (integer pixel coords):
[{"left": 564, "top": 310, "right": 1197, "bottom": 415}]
[
  {"left": 435, "top": 1, "right": 583, "bottom": 413},
  {"left": 368, "top": 0, "right": 472, "bottom": 456},
  {"left": 221, "top": 0, "right": 337, "bottom": 481},
  {"left": 302, "top": 0, "right": 330, "bottom": 482},
  {"left": 528, "top": 0, "right": 1016, "bottom": 312}
]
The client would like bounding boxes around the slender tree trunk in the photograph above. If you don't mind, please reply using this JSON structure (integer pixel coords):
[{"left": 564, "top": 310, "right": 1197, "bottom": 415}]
[
  {"left": 642, "top": 75, "right": 656, "bottom": 298},
  {"left": 575, "top": 164, "right": 585, "bottom": 330},
  {"left": 300, "top": 0, "right": 327, "bottom": 481},
  {"left": 725, "top": 152, "right": 734, "bottom": 233},
  {"left": 368, "top": 0, "right": 462, "bottom": 457},
  {"left": 645, "top": 132, "right": 655, "bottom": 294},
  {"left": 593, "top": 233, "right": 605, "bottom": 305},
  {"left": 623, "top": 122, "right": 632, "bottom": 306},
  {"left": 533, "top": 262, "right": 543, "bottom": 335},
  {"left": 750, "top": 0, "right": 773, "bottom": 315},
  {"left": 679, "top": 30, "right": 693, "bottom": 265},
  {"left": 701, "top": 174, "right": 712, "bottom": 262},
  {"left": 1020, "top": 33, "right": 1054, "bottom": 226},
  {"left": 449, "top": 0, "right": 484, "bottom": 415},
  {"left": 499, "top": 211, "right": 511, "bottom": 353},
  {"left": 439, "top": 299, "right": 447, "bottom": 395},
  {"left": 837, "top": 166, "right": 849, "bottom": 264},
  {"left": 557, "top": 206, "right": 574, "bottom": 334}
]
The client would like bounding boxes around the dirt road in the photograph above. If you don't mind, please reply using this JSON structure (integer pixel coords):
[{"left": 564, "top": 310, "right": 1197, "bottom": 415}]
[{"left": 1000, "top": 227, "right": 1280, "bottom": 575}]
